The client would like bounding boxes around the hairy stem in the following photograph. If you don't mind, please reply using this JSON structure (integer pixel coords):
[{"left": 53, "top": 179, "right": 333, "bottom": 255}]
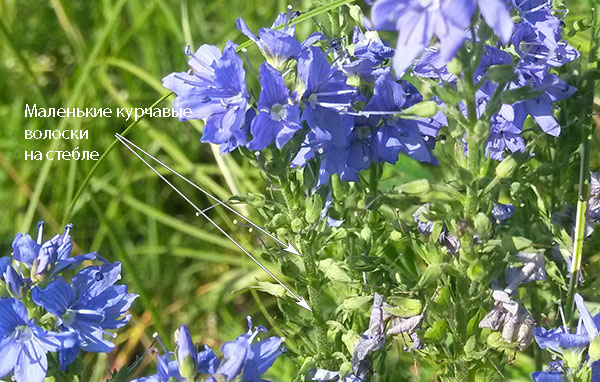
[{"left": 279, "top": 176, "right": 330, "bottom": 367}]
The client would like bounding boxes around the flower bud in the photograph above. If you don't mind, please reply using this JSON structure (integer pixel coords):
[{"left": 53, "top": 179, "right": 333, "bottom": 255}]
[
  {"left": 247, "top": 193, "right": 266, "bottom": 208},
  {"left": 403, "top": 101, "right": 439, "bottom": 118},
  {"left": 589, "top": 335, "right": 600, "bottom": 364},
  {"left": 495, "top": 155, "right": 519, "bottom": 179},
  {"left": 176, "top": 325, "right": 198, "bottom": 380},
  {"left": 474, "top": 212, "right": 492, "bottom": 240},
  {"left": 305, "top": 194, "right": 323, "bottom": 224},
  {"left": 398, "top": 179, "right": 430, "bottom": 195},
  {"left": 291, "top": 218, "right": 303, "bottom": 233},
  {"left": 272, "top": 213, "right": 289, "bottom": 228},
  {"left": 446, "top": 57, "right": 462, "bottom": 75}
]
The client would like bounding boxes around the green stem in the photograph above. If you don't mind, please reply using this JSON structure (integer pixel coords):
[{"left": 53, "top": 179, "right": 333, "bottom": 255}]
[
  {"left": 368, "top": 165, "right": 379, "bottom": 226},
  {"left": 565, "top": 2, "right": 598, "bottom": 322},
  {"left": 461, "top": 44, "right": 481, "bottom": 220},
  {"left": 279, "top": 176, "right": 330, "bottom": 367}
]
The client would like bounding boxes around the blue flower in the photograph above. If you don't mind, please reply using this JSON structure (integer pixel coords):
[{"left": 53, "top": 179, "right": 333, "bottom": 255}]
[
  {"left": 342, "top": 27, "right": 394, "bottom": 80},
  {"left": 298, "top": 47, "right": 357, "bottom": 143},
  {"left": 247, "top": 63, "right": 302, "bottom": 150},
  {"left": 176, "top": 325, "right": 198, "bottom": 379},
  {"left": 366, "top": 74, "right": 440, "bottom": 164},
  {"left": 132, "top": 346, "right": 220, "bottom": 382},
  {"left": 352, "top": 27, "right": 394, "bottom": 64},
  {"left": 0, "top": 298, "right": 76, "bottom": 382},
  {"left": 514, "top": 0, "right": 563, "bottom": 47},
  {"left": 236, "top": 13, "right": 324, "bottom": 69},
  {"left": 11, "top": 223, "right": 97, "bottom": 280},
  {"left": 485, "top": 106, "right": 527, "bottom": 161},
  {"left": 162, "top": 42, "right": 250, "bottom": 153},
  {"left": 214, "top": 316, "right": 284, "bottom": 382},
  {"left": 370, "top": 0, "right": 513, "bottom": 75},
  {"left": 31, "top": 261, "right": 138, "bottom": 369},
  {"left": 492, "top": 202, "right": 515, "bottom": 224},
  {"left": 533, "top": 293, "right": 600, "bottom": 373},
  {"left": 511, "top": 69, "right": 576, "bottom": 136},
  {"left": 531, "top": 370, "right": 566, "bottom": 382},
  {"left": 512, "top": 22, "right": 578, "bottom": 69}
]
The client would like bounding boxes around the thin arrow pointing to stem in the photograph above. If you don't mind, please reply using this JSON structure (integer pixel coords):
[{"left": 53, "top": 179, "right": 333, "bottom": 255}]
[
  {"left": 116, "top": 133, "right": 301, "bottom": 257},
  {"left": 115, "top": 134, "right": 311, "bottom": 312}
]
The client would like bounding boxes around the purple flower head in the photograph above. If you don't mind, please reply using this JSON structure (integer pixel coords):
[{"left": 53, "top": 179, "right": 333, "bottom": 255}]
[
  {"left": 492, "top": 202, "right": 515, "bottom": 224},
  {"left": 130, "top": 352, "right": 182, "bottom": 382},
  {"left": 511, "top": 69, "right": 576, "bottom": 136},
  {"left": 531, "top": 370, "right": 566, "bottom": 382},
  {"left": 533, "top": 294, "right": 598, "bottom": 362},
  {"left": 31, "top": 261, "right": 138, "bottom": 369},
  {"left": 214, "top": 316, "right": 284, "bottom": 382},
  {"left": 512, "top": 22, "right": 578, "bottom": 69},
  {"left": 485, "top": 105, "right": 527, "bottom": 160},
  {"left": 247, "top": 63, "right": 302, "bottom": 150},
  {"left": 370, "top": 0, "right": 513, "bottom": 75},
  {"left": 131, "top": 345, "right": 220, "bottom": 382},
  {"left": 413, "top": 204, "right": 435, "bottom": 235},
  {"left": 514, "top": 0, "right": 562, "bottom": 47},
  {"left": 11, "top": 223, "right": 97, "bottom": 281},
  {"left": 475, "top": 45, "right": 514, "bottom": 80},
  {"left": 298, "top": 47, "right": 357, "bottom": 143},
  {"left": 342, "top": 28, "right": 394, "bottom": 81},
  {"left": 366, "top": 75, "right": 440, "bottom": 164},
  {"left": 237, "top": 13, "right": 324, "bottom": 69},
  {"left": 352, "top": 27, "right": 394, "bottom": 64},
  {"left": 162, "top": 42, "right": 249, "bottom": 153},
  {"left": 0, "top": 298, "right": 76, "bottom": 382}
]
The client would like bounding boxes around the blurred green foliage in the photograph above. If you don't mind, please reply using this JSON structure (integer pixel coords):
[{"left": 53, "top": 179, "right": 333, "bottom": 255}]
[{"left": 0, "top": 0, "right": 598, "bottom": 380}]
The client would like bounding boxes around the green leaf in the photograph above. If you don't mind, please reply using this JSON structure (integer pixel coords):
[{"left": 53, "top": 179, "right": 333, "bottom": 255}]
[
  {"left": 319, "top": 258, "right": 352, "bottom": 283},
  {"left": 341, "top": 295, "right": 373, "bottom": 310},
  {"left": 384, "top": 298, "right": 423, "bottom": 318},
  {"left": 424, "top": 320, "right": 447, "bottom": 343},
  {"left": 255, "top": 281, "right": 286, "bottom": 298}
]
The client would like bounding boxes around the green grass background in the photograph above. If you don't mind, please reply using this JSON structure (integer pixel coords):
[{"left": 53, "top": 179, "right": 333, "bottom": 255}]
[{"left": 0, "top": 0, "right": 595, "bottom": 380}]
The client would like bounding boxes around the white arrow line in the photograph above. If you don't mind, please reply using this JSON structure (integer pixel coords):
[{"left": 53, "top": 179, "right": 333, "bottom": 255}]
[
  {"left": 115, "top": 133, "right": 301, "bottom": 257},
  {"left": 115, "top": 134, "right": 311, "bottom": 311}
]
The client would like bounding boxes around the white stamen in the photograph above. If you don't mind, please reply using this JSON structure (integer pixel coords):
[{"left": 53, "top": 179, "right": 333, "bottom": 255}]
[{"left": 36, "top": 221, "right": 45, "bottom": 244}]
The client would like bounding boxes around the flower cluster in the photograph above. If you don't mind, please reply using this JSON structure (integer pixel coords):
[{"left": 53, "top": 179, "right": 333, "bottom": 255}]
[
  {"left": 532, "top": 294, "right": 600, "bottom": 381},
  {"left": 133, "top": 317, "right": 284, "bottom": 382},
  {"left": 370, "top": 0, "right": 514, "bottom": 75},
  {"left": 409, "top": 0, "right": 578, "bottom": 161},
  {"left": 0, "top": 222, "right": 137, "bottom": 382},
  {"left": 163, "top": 13, "right": 445, "bottom": 186}
]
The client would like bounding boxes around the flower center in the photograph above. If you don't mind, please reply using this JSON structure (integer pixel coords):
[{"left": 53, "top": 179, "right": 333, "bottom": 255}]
[
  {"left": 270, "top": 103, "right": 287, "bottom": 122},
  {"left": 62, "top": 309, "right": 76, "bottom": 326},
  {"left": 418, "top": 0, "right": 440, "bottom": 9},
  {"left": 14, "top": 325, "right": 33, "bottom": 343}
]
